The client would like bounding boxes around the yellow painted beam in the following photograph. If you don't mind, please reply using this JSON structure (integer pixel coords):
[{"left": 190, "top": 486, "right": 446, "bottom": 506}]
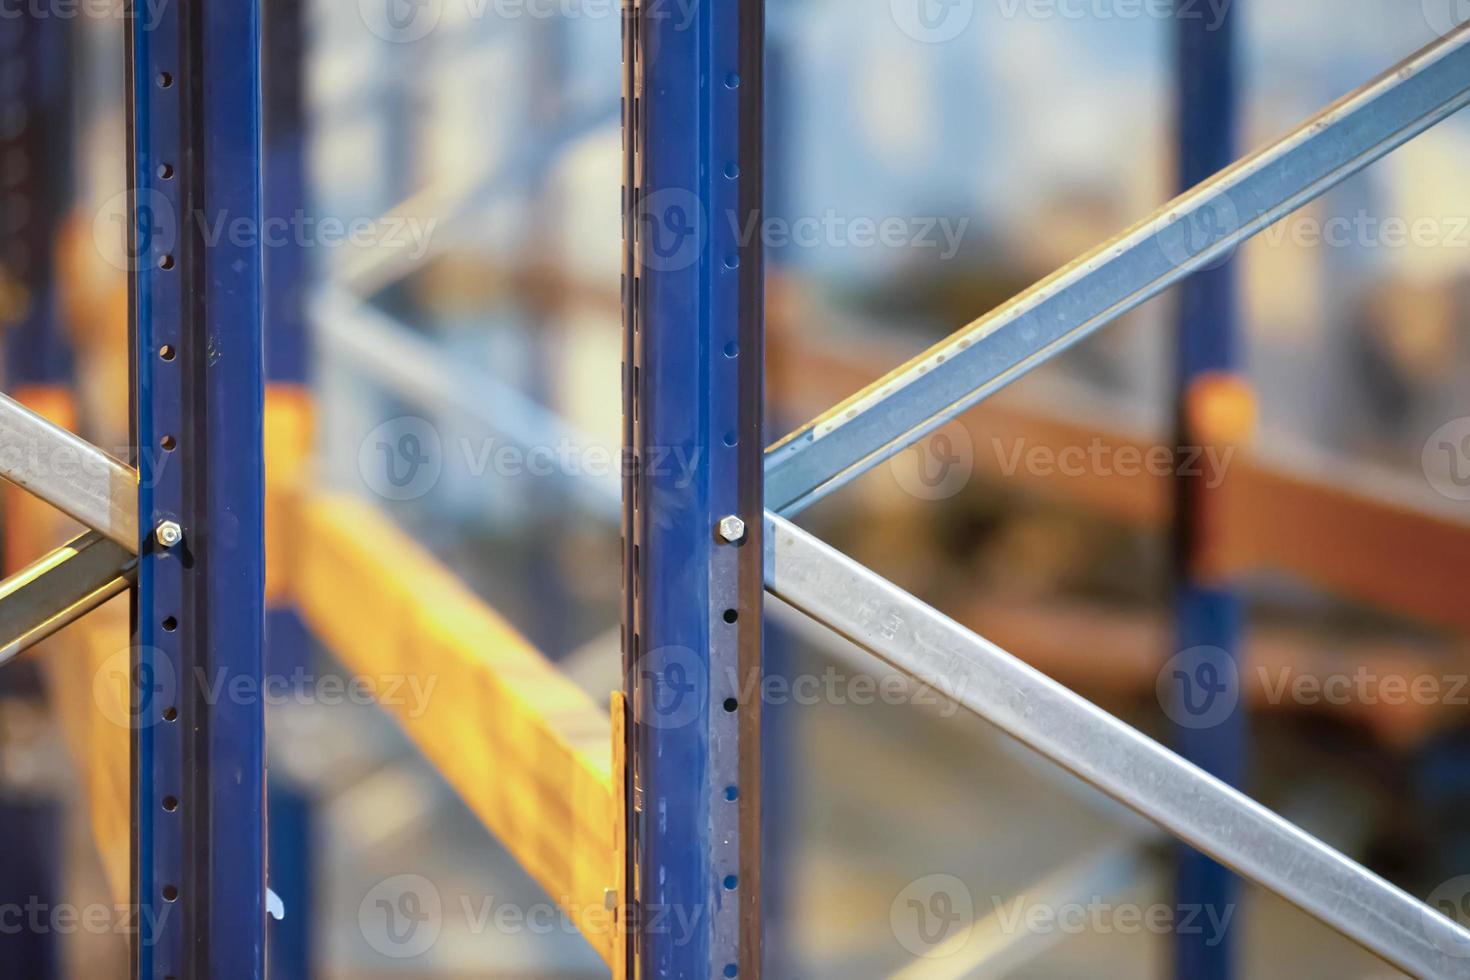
[
  {"left": 290, "top": 491, "right": 622, "bottom": 966},
  {"left": 37, "top": 482, "right": 627, "bottom": 966},
  {"left": 264, "top": 384, "right": 316, "bottom": 604},
  {"left": 40, "top": 597, "right": 131, "bottom": 905}
]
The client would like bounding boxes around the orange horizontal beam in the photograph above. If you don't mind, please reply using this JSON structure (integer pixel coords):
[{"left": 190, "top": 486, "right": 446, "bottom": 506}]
[
  {"left": 769, "top": 306, "right": 1470, "bottom": 634},
  {"left": 287, "top": 490, "right": 623, "bottom": 967}
]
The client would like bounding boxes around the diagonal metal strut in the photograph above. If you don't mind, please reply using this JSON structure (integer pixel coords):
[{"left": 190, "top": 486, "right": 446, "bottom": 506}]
[
  {"left": 0, "top": 392, "right": 140, "bottom": 551},
  {"left": 765, "top": 23, "right": 1470, "bottom": 515},
  {"left": 0, "top": 532, "right": 135, "bottom": 664},
  {"left": 765, "top": 512, "right": 1470, "bottom": 978}
]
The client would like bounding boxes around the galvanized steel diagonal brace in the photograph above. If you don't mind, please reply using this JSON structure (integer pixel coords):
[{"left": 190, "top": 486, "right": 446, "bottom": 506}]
[
  {"left": 766, "top": 23, "right": 1470, "bottom": 515},
  {"left": 764, "top": 511, "right": 1470, "bottom": 978}
]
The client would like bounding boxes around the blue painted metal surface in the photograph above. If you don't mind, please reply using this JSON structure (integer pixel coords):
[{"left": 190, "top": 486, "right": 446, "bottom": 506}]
[
  {"left": 760, "top": 12, "right": 797, "bottom": 975},
  {"left": 1172, "top": 5, "right": 1244, "bottom": 979},
  {"left": 263, "top": 0, "right": 309, "bottom": 386},
  {"left": 261, "top": 5, "right": 313, "bottom": 972},
  {"left": 623, "top": 0, "right": 766, "bottom": 974},
  {"left": 266, "top": 770, "right": 313, "bottom": 979},
  {"left": 0, "top": 797, "right": 61, "bottom": 980},
  {"left": 0, "top": 18, "right": 73, "bottom": 975},
  {"left": 1, "top": 10, "right": 74, "bottom": 389},
  {"left": 129, "top": 2, "right": 267, "bottom": 976}
]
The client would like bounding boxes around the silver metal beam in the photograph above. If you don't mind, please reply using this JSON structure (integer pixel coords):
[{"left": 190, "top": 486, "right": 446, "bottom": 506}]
[
  {"left": 314, "top": 289, "right": 621, "bottom": 519},
  {"left": 0, "top": 393, "right": 139, "bottom": 551},
  {"left": 764, "top": 512, "right": 1470, "bottom": 978},
  {"left": 0, "top": 532, "right": 134, "bottom": 665},
  {"left": 765, "top": 24, "right": 1470, "bottom": 514}
]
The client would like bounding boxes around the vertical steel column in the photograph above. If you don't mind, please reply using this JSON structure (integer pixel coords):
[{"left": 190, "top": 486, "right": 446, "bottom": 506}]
[
  {"left": 262, "top": 0, "right": 308, "bottom": 391},
  {"left": 2, "top": 0, "right": 78, "bottom": 575},
  {"left": 128, "top": 2, "right": 267, "bottom": 978},
  {"left": 0, "top": 17, "right": 70, "bottom": 976},
  {"left": 261, "top": 1, "right": 312, "bottom": 975},
  {"left": 1171, "top": 5, "right": 1244, "bottom": 980},
  {"left": 0, "top": 7, "right": 75, "bottom": 402},
  {"left": 759, "top": 9, "right": 795, "bottom": 976},
  {"left": 622, "top": 0, "right": 766, "bottom": 975}
]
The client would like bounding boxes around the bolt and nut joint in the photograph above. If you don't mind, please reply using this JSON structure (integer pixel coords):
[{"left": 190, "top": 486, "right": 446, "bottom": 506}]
[
  {"left": 154, "top": 520, "right": 184, "bottom": 548},
  {"left": 717, "top": 515, "right": 746, "bottom": 544}
]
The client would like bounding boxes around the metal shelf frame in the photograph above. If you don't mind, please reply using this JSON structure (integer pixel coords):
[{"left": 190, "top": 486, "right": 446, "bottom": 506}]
[
  {"left": 1172, "top": 7, "right": 1244, "bottom": 980},
  {"left": 5, "top": 5, "right": 1470, "bottom": 980},
  {"left": 627, "top": 6, "right": 1470, "bottom": 979},
  {"left": 0, "top": 5, "right": 269, "bottom": 977},
  {"left": 622, "top": 0, "right": 767, "bottom": 975},
  {"left": 127, "top": 2, "right": 267, "bottom": 977}
]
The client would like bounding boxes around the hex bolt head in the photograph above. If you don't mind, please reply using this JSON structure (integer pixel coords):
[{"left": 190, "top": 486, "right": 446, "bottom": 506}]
[
  {"left": 154, "top": 520, "right": 184, "bottom": 549},
  {"left": 717, "top": 515, "right": 746, "bottom": 544}
]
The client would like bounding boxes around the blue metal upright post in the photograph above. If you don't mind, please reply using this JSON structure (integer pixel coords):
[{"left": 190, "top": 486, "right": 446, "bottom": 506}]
[
  {"left": 1172, "top": 5, "right": 1245, "bottom": 979},
  {"left": 622, "top": 0, "right": 766, "bottom": 975},
  {"left": 759, "top": 9, "right": 796, "bottom": 975},
  {"left": 262, "top": 0, "right": 313, "bottom": 975},
  {"left": 0, "top": 18, "right": 71, "bottom": 976},
  {"left": 262, "top": 0, "right": 309, "bottom": 392},
  {"left": 0, "top": 13, "right": 78, "bottom": 975},
  {"left": 128, "top": 2, "right": 267, "bottom": 977}
]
